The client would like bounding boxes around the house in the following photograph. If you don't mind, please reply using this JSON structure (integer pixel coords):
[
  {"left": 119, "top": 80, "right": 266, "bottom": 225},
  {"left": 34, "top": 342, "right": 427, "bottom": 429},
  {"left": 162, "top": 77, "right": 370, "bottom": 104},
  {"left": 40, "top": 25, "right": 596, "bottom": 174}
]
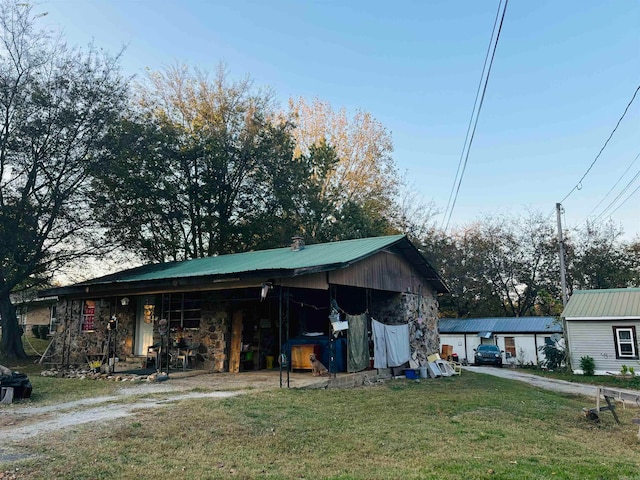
[
  {"left": 9, "top": 291, "right": 58, "bottom": 337},
  {"left": 439, "top": 317, "right": 562, "bottom": 366},
  {"left": 562, "top": 288, "right": 640, "bottom": 375},
  {"left": 39, "top": 235, "right": 448, "bottom": 375}
]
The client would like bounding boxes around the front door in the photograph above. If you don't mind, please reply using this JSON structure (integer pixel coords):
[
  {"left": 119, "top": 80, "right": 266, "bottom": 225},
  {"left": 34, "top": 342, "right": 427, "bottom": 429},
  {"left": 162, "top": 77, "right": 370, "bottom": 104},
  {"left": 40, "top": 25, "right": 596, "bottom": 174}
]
[{"left": 135, "top": 298, "right": 155, "bottom": 356}]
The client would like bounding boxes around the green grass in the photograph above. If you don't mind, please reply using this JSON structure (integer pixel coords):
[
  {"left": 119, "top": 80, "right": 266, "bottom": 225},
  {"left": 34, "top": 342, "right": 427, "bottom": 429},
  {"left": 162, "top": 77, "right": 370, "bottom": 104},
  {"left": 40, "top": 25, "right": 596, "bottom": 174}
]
[
  {"left": 522, "top": 367, "right": 640, "bottom": 390},
  {"left": 1, "top": 344, "right": 122, "bottom": 405},
  {"left": 4, "top": 373, "right": 640, "bottom": 479}
]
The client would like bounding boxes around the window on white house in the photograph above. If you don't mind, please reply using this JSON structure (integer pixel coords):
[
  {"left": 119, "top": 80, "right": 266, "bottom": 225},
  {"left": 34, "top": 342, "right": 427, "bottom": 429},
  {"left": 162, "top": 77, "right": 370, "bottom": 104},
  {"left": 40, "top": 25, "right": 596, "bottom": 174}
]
[
  {"left": 504, "top": 337, "right": 516, "bottom": 358},
  {"left": 613, "top": 326, "right": 638, "bottom": 359}
]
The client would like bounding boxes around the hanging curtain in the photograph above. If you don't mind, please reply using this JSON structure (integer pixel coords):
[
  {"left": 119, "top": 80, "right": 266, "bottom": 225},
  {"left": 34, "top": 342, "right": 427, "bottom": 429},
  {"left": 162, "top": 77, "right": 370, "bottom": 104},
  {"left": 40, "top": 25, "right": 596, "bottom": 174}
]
[{"left": 347, "top": 313, "right": 369, "bottom": 372}]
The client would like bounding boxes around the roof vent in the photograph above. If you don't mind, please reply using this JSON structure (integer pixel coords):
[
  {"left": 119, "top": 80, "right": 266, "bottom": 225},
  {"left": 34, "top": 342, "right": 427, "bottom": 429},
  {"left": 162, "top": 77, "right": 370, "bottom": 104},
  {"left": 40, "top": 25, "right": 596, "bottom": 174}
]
[{"left": 291, "top": 236, "right": 305, "bottom": 251}]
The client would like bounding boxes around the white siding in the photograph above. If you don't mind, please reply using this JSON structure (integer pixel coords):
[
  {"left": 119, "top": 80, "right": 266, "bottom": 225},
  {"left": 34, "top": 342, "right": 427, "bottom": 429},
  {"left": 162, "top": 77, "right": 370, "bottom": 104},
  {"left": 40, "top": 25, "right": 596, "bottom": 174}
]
[
  {"left": 440, "top": 333, "right": 552, "bottom": 366},
  {"left": 566, "top": 319, "right": 640, "bottom": 375}
]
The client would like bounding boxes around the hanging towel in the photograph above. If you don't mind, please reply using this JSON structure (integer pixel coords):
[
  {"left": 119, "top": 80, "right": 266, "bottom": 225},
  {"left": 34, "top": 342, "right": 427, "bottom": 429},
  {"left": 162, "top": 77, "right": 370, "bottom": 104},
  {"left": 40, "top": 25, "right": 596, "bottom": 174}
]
[
  {"left": 346, "top": 313, "right": 369, "bottom": 372},
  {"left": 385, "top": 323, "right": 410, "bottom": 367},
  {"left": 371, "top": 318, "right": 388, "bottom": 369}
]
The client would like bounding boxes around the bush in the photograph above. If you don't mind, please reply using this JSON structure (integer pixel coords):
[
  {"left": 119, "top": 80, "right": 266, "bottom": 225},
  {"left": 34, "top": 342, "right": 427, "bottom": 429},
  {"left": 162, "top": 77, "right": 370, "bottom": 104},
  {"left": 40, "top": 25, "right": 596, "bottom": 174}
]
[
  {"left": 580, "top": 355, "right": 595, "bottom": 376},
  {"left": 538, "top": 343, "right": 567, "bottom": 371}
]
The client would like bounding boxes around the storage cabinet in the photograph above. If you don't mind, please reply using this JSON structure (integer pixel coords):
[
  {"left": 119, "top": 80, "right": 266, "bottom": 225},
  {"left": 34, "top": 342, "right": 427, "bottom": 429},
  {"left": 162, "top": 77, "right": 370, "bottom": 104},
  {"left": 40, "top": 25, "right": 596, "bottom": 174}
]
[{"left": 291, "top": 344, "right": 320, "bottom": 370}]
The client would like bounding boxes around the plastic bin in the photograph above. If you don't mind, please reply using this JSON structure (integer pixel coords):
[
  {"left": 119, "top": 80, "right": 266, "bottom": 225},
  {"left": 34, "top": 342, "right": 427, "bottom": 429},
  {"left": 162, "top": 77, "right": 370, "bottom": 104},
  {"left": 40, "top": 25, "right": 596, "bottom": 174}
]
[{"left": 404, "top": 368, "right": 420, "bottom": 379}]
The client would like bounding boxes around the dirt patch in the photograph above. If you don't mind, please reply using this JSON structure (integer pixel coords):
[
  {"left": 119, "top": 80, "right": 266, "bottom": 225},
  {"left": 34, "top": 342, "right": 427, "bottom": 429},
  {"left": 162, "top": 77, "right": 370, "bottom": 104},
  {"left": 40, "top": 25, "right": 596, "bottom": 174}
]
[{"left": 0, "top": 369, "right": 325, "bottom": 465}]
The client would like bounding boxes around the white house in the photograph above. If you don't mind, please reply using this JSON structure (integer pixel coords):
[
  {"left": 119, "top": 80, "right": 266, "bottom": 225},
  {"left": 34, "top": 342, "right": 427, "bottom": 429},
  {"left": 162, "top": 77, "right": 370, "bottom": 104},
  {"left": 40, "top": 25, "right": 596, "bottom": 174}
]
[
  {"left": 439, "top": 317, "right": 562, "bottom": 366},
  {"left": 562, "top": 288, "right": 640, "bottom": 375}
]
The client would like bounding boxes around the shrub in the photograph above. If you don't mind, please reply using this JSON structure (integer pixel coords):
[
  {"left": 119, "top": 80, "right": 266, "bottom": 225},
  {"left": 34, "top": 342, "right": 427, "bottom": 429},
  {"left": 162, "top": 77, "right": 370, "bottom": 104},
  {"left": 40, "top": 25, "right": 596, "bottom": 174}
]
[
  {"left": 538, "top": 342, "right": 567, "bottom": 371},
  {"left": 580, "top": 355, "right": 595, "bottom": 376}
]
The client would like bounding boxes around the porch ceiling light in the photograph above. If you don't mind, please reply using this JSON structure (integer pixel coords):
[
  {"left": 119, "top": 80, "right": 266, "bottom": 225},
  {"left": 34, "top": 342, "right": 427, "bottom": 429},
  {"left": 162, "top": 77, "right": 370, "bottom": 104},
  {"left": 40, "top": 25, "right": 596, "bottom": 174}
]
[{"left": 120, "top": 297, "right": 130, "bottom": 306}]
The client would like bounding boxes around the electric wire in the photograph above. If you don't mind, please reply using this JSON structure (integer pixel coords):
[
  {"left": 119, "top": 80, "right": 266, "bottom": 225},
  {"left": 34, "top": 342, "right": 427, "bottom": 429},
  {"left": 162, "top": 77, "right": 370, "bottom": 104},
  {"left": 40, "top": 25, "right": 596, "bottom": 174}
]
[
  {"left": 558, "top": 84, "right": 640, "bottom": 205},
  {"left": 606, "top": 182, "right": 640, "bottom": 218},
  {"left": 591, "top": 169, "right": 640, "bottom": 224},
  {"left": 442, "top": 0, "right": 509, "bottom": 232},
  {"left": 441, "top": 0, "right": 504, "bottom": 230},
  {"left": 580, "top": 151, "right": 640, "bottom": 224}
]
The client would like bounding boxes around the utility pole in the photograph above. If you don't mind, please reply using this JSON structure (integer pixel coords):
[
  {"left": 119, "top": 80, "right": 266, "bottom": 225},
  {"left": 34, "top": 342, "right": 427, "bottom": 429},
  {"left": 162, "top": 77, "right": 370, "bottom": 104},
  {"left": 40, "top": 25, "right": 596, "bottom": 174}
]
[{"left": 556, "top": 203, "right": 568, "bottom": 307}]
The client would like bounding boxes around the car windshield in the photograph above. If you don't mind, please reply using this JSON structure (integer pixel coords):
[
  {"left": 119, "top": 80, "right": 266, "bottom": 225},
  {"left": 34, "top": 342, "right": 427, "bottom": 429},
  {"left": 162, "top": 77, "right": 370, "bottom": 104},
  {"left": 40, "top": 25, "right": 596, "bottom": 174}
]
[{"left": 477, "top": 345, "right": 499, "bottom": 352}]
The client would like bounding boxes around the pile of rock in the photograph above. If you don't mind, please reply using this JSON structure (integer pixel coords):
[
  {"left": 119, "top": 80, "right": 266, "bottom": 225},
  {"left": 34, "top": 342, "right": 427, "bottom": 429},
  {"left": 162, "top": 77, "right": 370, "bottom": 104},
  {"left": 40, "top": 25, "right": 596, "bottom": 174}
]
[{"left": 39, "top": 367, "right": 159, "bottom": 382}]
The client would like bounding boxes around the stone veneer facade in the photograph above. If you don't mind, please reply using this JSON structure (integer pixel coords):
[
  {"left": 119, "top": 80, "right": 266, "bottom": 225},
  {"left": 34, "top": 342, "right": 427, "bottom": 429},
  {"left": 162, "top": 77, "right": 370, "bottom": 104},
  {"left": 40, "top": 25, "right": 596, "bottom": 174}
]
[
  {"left": 48, "top": 289, "right": 439, "bottom": 372},
  {"left": 47, "top": 296, "right": 231, "bottom": 372},
  {"left": 371, "top": 290, "right": 440, "bottom": 367}
]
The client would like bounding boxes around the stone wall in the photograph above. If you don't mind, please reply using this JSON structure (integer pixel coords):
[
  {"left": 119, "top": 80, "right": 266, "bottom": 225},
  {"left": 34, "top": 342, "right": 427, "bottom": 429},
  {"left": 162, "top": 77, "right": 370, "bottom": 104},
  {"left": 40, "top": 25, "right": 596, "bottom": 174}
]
[
  {"left": 371, "top": 289, "right": 440, "bottom": 367},
  {"left": 47, "top": 298, "right": 134, "bottom": 366},
  {"left": 48, "top": 295, "right": 232, "bottom": 371}
]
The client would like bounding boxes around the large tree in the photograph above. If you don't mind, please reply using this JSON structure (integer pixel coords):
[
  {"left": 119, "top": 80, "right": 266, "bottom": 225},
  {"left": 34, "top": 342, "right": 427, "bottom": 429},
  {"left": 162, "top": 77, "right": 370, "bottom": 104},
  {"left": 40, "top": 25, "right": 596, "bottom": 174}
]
[
  {"left": 288, "top": 97, "right": 400, "bottom": 236},
  {"left": 93, "top": 64, "right": 321, "bottom": 261},
  {"left": 423, "top": 213, "right": 561, "bottom": 318},
  {"left": 0, "top": 1, "right": 128, "bottom": 358},
  {"left": 567, "top": 221, "right": 637, "bottom": 291}
]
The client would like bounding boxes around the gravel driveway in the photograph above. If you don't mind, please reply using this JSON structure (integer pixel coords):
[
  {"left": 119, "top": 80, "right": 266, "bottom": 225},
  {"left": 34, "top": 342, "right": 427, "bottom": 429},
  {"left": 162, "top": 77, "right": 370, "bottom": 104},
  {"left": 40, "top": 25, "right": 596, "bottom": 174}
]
[{"left": 465, "top": 366, "right": 640, "bottom": 402}]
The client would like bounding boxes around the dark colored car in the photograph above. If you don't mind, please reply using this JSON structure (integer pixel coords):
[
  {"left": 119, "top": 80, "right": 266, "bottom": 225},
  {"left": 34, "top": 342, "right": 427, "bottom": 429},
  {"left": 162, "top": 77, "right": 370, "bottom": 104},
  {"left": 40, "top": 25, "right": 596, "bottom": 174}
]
[{"left": 473, "top": 344, "right": 503, "bottom": 367}]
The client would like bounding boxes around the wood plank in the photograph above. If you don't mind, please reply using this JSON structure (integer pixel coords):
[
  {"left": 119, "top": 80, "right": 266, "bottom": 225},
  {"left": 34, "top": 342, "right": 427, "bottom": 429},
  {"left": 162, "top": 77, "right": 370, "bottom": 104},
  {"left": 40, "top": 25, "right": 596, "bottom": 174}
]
[
  {"left": 229, "top": 311, "right": 243, "bottom": 374},
  {"left": 600, "top": 387, "right": 640, "bottom": 405}
]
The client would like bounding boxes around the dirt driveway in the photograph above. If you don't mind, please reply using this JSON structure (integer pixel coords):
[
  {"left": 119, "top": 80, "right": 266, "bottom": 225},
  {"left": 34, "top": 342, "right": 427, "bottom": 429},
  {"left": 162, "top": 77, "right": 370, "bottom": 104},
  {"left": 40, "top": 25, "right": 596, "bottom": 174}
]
[
  {"left": 2, "top": 367, "right": 639, "bottom": 466},
  {"left": 0, "top": 370, "right": 325, "bottom": 465}
]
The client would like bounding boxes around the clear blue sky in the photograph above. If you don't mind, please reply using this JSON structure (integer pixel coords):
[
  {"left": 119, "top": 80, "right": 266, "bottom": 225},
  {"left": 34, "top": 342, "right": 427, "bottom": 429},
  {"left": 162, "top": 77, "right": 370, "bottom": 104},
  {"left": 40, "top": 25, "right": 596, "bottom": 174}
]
[{"left": 41, "top": 0, "right": 640, "bottom": 239}]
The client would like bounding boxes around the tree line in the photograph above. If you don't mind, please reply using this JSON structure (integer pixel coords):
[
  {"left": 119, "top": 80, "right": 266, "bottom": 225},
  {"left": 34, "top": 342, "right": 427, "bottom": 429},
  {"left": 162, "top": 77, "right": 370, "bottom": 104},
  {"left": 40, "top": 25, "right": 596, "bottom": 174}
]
[{"left": 0, "top": 1, "right": 637, "bottom": 358}]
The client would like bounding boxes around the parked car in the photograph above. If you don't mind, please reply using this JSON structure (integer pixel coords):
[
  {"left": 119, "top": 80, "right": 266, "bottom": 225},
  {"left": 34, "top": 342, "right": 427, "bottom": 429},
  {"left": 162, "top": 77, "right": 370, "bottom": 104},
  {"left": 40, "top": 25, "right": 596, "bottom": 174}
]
[{"left": 473, "top": 344, "right": 503, "bottom": 367}]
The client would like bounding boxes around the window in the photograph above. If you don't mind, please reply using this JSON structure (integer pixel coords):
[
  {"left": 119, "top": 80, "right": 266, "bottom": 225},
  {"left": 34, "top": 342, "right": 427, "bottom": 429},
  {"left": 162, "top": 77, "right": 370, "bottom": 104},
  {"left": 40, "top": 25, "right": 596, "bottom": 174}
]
[
  {"left": 81, "top": 300, "right": 96, "bottom": 331},
  {"left": 504, "top": 337, "right": 516, "bottom": 358},
  {"left": 162, "top": 293, "right": 201, "bottom": 331},
  {"left": 613, "top": 326, "right": 638, "bottom": 359}
]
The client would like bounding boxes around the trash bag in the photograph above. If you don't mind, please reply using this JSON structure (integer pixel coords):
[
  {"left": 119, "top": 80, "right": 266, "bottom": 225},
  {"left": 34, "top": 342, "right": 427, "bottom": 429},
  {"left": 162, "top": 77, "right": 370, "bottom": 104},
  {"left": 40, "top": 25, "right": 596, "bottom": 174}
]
[{"left": 0, "top": 372, "right": 33, "bottom": 400}]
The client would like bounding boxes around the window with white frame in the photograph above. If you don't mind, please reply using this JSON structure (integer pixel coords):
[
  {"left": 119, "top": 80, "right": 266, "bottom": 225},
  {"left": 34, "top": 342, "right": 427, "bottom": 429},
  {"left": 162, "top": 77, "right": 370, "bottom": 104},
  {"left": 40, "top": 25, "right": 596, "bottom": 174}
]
[{"left": 612, "top": 326, "right": 638, "bottom": 359}]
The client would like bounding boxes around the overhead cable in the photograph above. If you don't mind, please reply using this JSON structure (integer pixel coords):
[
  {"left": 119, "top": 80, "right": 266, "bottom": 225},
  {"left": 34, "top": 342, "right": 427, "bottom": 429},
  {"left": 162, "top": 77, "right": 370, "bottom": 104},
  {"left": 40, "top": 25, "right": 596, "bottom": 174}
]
[
  {"left": 580, "top": 151, "right": 640, "bottom": 224},
  {"left": 559, "top": 84, "right": 640, "bottom": 204},
  {"left": 591, "top": 168, "right": 640, "bottom": 224},
  {"left": 441, "top": 0, "right": 505, "bottom": 231},
  {"left": 442, "top": 0, "right": 509, "bottom": 232}
]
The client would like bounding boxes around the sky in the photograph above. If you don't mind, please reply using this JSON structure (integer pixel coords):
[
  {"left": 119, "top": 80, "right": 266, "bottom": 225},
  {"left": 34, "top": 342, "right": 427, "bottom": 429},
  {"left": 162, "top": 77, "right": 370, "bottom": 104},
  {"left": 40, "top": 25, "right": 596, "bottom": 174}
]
[{"left": 40, "top": 0, "right": 640, "bottom": 239}]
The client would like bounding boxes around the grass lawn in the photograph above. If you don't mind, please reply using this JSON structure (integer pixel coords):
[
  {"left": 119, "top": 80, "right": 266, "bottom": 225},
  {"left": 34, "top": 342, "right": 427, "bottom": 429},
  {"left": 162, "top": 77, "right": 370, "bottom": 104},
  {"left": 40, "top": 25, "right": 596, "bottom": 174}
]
[
  {"left": 3, "top": 372, "right": 639, "bottom": 479},
  {"left": 525, "top": 368, "right": 640, "bottom": 391}
]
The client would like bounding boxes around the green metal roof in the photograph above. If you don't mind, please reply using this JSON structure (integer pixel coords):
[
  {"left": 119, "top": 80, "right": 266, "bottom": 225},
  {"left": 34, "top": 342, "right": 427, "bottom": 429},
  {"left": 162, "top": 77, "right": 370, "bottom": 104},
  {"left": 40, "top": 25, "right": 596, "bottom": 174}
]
[
  {"left": 562, "top": 288, "right": 640, "bottom": 319},
  {"left": 41, "top": 235, "right": 449, "bottom": 296}
]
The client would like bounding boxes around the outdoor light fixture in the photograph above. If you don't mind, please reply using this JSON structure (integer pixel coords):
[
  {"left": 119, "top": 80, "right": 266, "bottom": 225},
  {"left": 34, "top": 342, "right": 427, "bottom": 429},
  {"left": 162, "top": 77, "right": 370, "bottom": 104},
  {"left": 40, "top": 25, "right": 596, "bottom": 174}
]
[
  {"left": 260, "top": 283, "right": 272, "bottom": 301},
  {"left": 120, "top": 297, "right": 129, "bottom": 306}
]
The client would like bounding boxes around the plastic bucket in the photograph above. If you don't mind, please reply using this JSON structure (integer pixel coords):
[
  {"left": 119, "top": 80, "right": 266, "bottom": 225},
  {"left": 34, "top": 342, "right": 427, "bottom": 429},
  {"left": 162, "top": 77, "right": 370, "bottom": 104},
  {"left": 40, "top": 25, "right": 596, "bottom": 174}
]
[
  {"left": 419, "top": 366, "right": 428, "bottom": 379},
  {"left": 266, "top": 356, "right": 274, "bottom": 369}
]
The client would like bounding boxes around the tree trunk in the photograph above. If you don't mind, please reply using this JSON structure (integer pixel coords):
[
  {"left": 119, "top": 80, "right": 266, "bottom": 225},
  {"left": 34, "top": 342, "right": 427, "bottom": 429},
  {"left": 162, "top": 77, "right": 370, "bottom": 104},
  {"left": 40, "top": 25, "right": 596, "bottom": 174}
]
[{"left": 0, "top": 292, "right": 28, "bottom": 359}]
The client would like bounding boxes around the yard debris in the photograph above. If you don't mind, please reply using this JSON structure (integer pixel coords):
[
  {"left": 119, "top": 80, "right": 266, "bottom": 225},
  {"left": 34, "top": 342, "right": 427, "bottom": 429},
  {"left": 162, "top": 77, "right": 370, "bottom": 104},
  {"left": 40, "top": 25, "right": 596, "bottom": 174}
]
[{"left": 40, "top": 367, "right": 152, "bottom": 382}]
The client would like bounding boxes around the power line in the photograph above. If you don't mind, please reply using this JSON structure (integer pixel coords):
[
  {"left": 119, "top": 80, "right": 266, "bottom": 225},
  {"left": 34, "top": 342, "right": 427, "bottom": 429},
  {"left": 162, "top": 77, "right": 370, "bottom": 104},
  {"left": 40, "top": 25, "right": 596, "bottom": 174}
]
[
  {"left": 580, "top": 151, "right": 640, "bottom": 224},
  {"left": 441, "top": 0, "right": 504, "bottom": 230},
  {"left": 559, "top": 84, "right": 640, "bottom": 204},
  {"left": 606, "top": 182, "right": 640, "bottom": 218},
  {"left": 591, "top": 168, "right": 640, "bottom": 224},
  {"left": 442, "top": 0, "right": 509, "bottom": 232}
]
